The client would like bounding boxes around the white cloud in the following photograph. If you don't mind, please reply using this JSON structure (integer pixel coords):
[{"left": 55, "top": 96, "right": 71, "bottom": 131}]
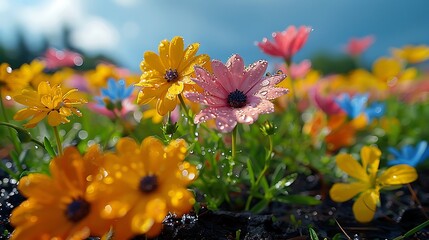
[
  {"left": 70, "top": 17, "right": 119, "bottom": 53},
  {"left": 4, "top": 0, "right": 119, "bottom": 53}
]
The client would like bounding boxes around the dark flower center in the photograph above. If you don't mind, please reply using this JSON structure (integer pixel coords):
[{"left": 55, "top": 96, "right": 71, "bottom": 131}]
[
  {"left": 164, "top": 69, "right": 179, "bottom": 82},
  {"left": 227, "top": 89, "right": 247, "bottom": 108},
  {"left": 65, "top": 198, "right": 91, "bottom": 223},
  {"left": 139, "top": 175, "right": 158, "bottom": 193}
]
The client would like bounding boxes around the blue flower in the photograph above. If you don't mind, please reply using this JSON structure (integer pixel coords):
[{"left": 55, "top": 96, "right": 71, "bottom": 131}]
[
  {"left": 96, "top": 79, "right": 134, "bottom": 107},
  {"left": 335, "top": 93, "right": 369, "bottom": 119},
  {"left": 387, "top": 141, "right": 429, "bottom": 167},
  {"left": 365, "top": 102, "right": 385, "bottom": 122}
]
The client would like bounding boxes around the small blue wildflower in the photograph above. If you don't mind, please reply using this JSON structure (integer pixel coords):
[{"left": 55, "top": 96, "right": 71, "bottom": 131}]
[
  {"left": 365, "top": 102, "right": 386, "bottom": 122},
  {"left": 387, "top": 141, "right": 429, "bottom": 167},
  {"left": 96, "top": 79, "right": 134, "bottom": 108},
  {"left": 335, "top": 93, "right": 369, "bottom": 119}
]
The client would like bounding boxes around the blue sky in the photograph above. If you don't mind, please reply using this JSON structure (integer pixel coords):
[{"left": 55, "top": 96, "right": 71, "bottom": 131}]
[{"left": 1, "top": 0, "right": 429, "bottom": 72}]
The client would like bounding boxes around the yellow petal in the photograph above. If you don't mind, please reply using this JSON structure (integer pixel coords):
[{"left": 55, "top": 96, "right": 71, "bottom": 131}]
[
  {"left": 143, "top": 51, "right": 166, "bottom": 74},
  {"left": 117, "top": 137, "right": 139, "bottom": 155},
  {"left": 178, "top": 42, "right": 200, "bottom": 70},
  {"left": 179, "top": 54, "right": 210, "bottom": 76},
  {"left": 169, "top": 36, "right": 184, "bottom": 69},
  {"left": 360, "top": 145, "right": 381, "bottom": 178},
  {"left": 372, "top": 57, "right": 401, "bottom": 81},
  {"left": 329, "top": 182, "right": 369, "bottom": 202},
  {"left": 166, "top": 81, "right": 184, "bottom": 100},
  {"left": 156, "top": 94, "right": 177, "bottom": 116},
  {"left": 158, "top": 39, "right": 170, "bottom": 68},
  {"left": 47, "top": 110, "right": 64, "bottom": 126},
  {"left": 37, "top": 81, "right": 51, "bottom": 95},
  {"left": 13, "top": 108, "right": 37, "bottom": 121},
  {"left": 336, "top": 153, "right": 369, "bottom": 183},
  {"left": 378, "top": 164, "right": 418, "bottom": 186},
  {"left": 23, "top": 111, "right": 48, "bottom": 128},
  {"left": 352, "top": 189, "right": 379, "bottom": 223}
]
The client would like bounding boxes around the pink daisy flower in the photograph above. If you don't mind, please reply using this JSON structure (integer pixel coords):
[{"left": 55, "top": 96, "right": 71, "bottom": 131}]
[
  {"left": 184, "top": 54, "right": 289, "bottom": 133},
  {"left": 257, "top": 25, "right": 312, "bottom": 62}
]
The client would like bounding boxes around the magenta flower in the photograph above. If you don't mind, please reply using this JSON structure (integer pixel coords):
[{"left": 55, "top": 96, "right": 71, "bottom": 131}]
[
  {"left": 257, "top": 25, "right": 311, "bottom": 61},
  {"left": 42, "top": 48, "right": 83, "bottom": 69},
  {"left": 309, "top": 86, "right": 342, "bottom": 115},
  {"left": 345, "top": 35, "right": 375, "bottom": 56},
  {"left": 184, "top": 54, "right": 289, "bottom": 133}
]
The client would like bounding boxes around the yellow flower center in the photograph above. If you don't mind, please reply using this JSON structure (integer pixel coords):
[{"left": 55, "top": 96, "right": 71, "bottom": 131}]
[
  {"left": 139, "top": 174, "right": 158, "bottom": 193},
  {"left": 65, "top": 197, "right": 91, "bottom": 223},
  {"left": 164, "top": 69, "right": 179, "bottom": 82}
]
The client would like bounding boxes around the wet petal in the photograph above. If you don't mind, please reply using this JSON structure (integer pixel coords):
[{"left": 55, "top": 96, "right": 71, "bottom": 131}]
[
  {"left": 47, "top": 111, "right": 64, "bottom": 126},
  {"left": 242, "top": 60, "right": 268, "bottom": 94},
  {"left": 169, "top": 36, "right": 184, "bottom": 69},
  {"left": 143, "top": 51, "right": 166, "bottom": 74},
  {"left": 378, "top": 164, "right": 418, "bottom": 186}
]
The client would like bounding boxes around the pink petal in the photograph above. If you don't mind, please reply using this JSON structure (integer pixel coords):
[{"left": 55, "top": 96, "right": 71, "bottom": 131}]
[
  {"left": 215, "top": 109, "right": 237, "bottom": 133},
  {"left": 288, "top": 60, "right": 311, "bottom": 79},
  {"left": 212, "top": 60, "right": 235, "bottom": 92},
  {"left": 192, "top": 68, "right": 228, "bottom": 98},
  {"left": 184, "top": 92, "right": 226, "bottom": 107},
  {"left": 274, "top": 27, "right": 296, "bottom": 57},
  {"left": 241, "top": 60, "right": 268, "bottom": 94},
  {"left": 290, "top": 26, "right": 311, "bottom": 56},
  {"left": 194, "top": 107, "right": 219, "bottom": 124},
  {"left": 226, "top": 54, "right": 245, "bottom": 90},
  {"left": 233, "top": 99, "right": 274, "bottom": 124},
  {"left": 255, "top": 86, "right": 289, "bottom": 100},
  {"left": 346, "top": 35, "right": 375, "bottom": 56},
  {"left": 256, "top": 39, "right": 284, "bottom": 57},
  {"left": 310, "top": 87, "right": 342, "bottom": 115}
]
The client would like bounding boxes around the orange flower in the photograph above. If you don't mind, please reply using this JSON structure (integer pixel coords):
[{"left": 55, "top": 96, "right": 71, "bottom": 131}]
[
  {"left": 10, "top": 146, "right": 111, "bottom": 239},
  {"left": 88, "top": 137, "right": 197, "bottom": 239}
]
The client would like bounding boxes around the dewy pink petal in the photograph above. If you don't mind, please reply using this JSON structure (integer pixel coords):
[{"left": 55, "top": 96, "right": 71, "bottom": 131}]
[
  {"left": 185, "top": 92, "right": 226, "bottom": 107},
  {"left": 226, "top": 54, "right": 245, "bottom": 90},
  {"left": 212, "top": 60, "right": 235, "bottom": 92},
  {"left": 241, "top": 60, "right": 269, "bottom": 95}
]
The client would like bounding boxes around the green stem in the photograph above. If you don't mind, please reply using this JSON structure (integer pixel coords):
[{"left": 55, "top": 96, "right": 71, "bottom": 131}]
[
  {"left": 0, "top": 92, "right": 22, "bottom": 153},
  {"left": 53, "top": 126, "right": 63, "bottom": 156},
  {"left": 231, "top": 126, "right": 237, "bottom": 162},
  {"left": 245, "top": 135, "right": 273, "bottom": 211},
  {"left": 0, "top": 161, "right": 19, "bottom": 180},
  {"left": 178, "top": 94, "right": 196, "bottom": 140}
]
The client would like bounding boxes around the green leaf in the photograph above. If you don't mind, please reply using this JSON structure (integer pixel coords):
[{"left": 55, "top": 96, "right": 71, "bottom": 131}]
[
  {"left": 332, "top": 233, "right": 342, "bottom": 240},
  {"left": 44, "top": 137, "right": 56, "bottom": 158},
  {"left": 309, "top": 227, "right": 319, "bottom": 240},
  {"left": 393, "top": 219, "right": 429, "bottom": 240},
  {"left": 247, "top": 158, "right": 255, "bottom": 185},
  {"left": 250, "top": 198, "right": 269, "bottom": 213},
  {"left": 274, "top": 195, "right": 321, "bottom": 205},
  {"left": 271, "top": 164, "right": 286, "bottom": 186}
]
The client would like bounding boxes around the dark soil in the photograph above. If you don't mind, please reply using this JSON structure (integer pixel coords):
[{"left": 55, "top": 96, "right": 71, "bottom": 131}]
[{"left": 2, "top": 166, "right": 429, "bottom": 240}]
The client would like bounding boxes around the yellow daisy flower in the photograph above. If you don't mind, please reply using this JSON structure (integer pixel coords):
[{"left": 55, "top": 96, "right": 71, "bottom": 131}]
[
  {"left": 136, "top": 36, "right": 210, "bottom": 115},
  {"left": 88, "top": 137, "right": 197, "bottom": 239},
  {"left": 13, "top": 81, "right": 87, "bottom": 128},
  {"left": 329, "top": 146, "right": 418, "bottom": 223},
  {"left": 0, "top": 63, "right": 31, "bottom": 97},
  {"left": 392, "top": 45, "right": 429, "bottom": 64},
  {"left": 10, "top": 146, "right": 112, "bottom": 240}
]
